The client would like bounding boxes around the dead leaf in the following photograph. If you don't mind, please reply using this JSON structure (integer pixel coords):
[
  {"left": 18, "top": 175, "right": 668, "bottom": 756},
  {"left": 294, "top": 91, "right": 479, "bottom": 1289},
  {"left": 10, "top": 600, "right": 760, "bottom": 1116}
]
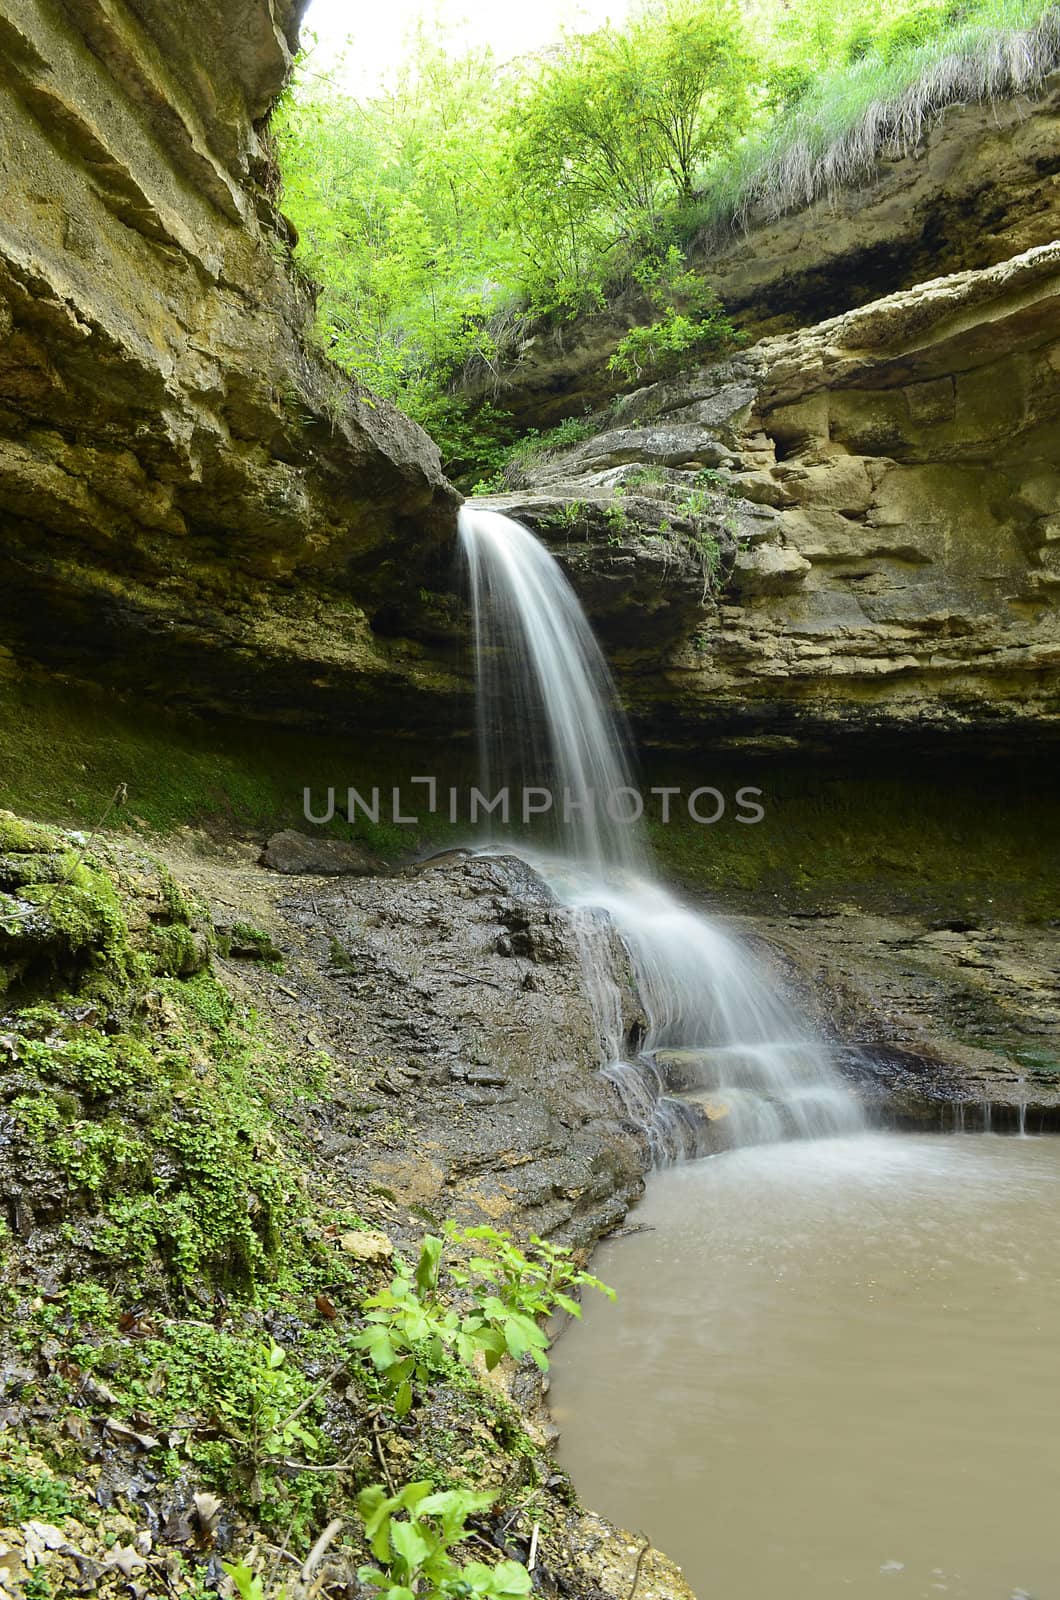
[
  {"left": 191, "top": 1492, "right": 223, "bottom": 1533},
  {"left": 104, "top": 1545, "right": 147, "bottom": 1577},
  {"left": 105, "top": 1419, "right": 160, "bottom": 1451},
  {"left": 80, "top": 1374, "right": 119, "bottom": 1407},
  {"left": 315, "top": 1294, "right": 338, "bottom": 1320}
]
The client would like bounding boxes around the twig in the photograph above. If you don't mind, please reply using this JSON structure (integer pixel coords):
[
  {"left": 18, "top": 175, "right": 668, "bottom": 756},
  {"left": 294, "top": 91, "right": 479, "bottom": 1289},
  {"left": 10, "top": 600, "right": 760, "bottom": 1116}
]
[
  {"left": 273, "top": 1361, "right": 345, "bottom": 1436},
  {"left": 301, "top": 1518, "right": 344, "bottom": 1584},
  {"left": 371, "top": 1414, "right": 397, "bottom": 1494},
  {"left": 279, "top": 1454, "right": 357, "bottom": 1472},
  {"left": 143, "top": 1555, "right": 181, "bottom": 1598},
  {"left": 627, "top": 1535, "right": 650, "bottom": 1600},
  {"left": 266, "top": 1532, "right": 302, "bottom": 1584},
  {"left": 528, "top": 1523, "right": 540, "bottom": 1572}
]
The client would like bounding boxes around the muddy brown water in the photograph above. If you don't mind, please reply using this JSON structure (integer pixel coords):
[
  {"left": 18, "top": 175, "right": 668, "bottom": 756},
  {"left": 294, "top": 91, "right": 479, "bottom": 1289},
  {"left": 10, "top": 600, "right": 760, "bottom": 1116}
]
[{"left": 551, "top": 1133, "right": 1060, "bottom": 1599}]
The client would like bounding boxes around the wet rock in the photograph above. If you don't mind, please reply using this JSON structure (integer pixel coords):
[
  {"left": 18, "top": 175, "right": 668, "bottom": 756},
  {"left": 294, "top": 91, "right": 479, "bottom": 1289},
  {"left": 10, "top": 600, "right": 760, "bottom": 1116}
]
[
  {"left": 752, "top": 908, "right": 1060, "bottom": 1126},
  {"left": 260, "top": 830, "right": 382, "bottom": 876}
]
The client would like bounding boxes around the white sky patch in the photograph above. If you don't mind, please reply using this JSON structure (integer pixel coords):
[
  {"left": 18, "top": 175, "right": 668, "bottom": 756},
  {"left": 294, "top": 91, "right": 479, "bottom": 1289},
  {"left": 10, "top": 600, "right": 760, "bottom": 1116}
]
[{"left": 301, "top": 0, "right": 635, "bottom": 94}]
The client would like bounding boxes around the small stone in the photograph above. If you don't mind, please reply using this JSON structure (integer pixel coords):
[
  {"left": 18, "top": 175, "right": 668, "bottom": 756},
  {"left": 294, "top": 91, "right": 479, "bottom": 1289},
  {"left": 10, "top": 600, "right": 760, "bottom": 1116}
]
[{"left": 339, "top": 1229, "right": 393, "bottom": 1262}]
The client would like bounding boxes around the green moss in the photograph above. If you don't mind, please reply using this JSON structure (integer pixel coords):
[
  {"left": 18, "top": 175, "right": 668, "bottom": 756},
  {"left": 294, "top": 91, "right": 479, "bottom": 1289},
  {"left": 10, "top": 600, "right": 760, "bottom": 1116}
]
[
  {"left": 0, "top": 676, "right": 468, "bottom": 857},
  {"left": 647, "top": 757, "right": 1060, "bottom": 920},
  {"left": 10, "top": 1091, "right": 62, "bottom": 1141},
  {"left": 0, "top": 1448, "right": 83, "bottom": 1524},
  {"left": 19, "top": 1029, "right": 155, "bottom": 1098},
  {"left": 53, "top": 1118, "right": 149, "bottom": 1195},
  {"left": 1, "top": 834, "right": 307, "bottom": 1299},
  {"left": 0, "top": 812, "right": 63, "bottom": 855},
  {"left": 147, "top": 920, "right": 204, "bottom": 976},
  {"left": 176, "top": 968, "right": 236, "bottom": 1030},
  {"left": 15, "top": 860, "right": 145, "bottom": 996},
  {"left": 224, "top": 921, "right": 283, "bottom": 966}
]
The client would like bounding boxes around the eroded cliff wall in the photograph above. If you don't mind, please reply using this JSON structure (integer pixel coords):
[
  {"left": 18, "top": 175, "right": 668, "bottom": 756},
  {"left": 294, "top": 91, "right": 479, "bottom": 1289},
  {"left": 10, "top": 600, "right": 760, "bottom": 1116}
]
[
  {"left": 478, "top": 70, "right": 1060, "bottom": 428},
  {"left": 0, "top": 5, "right": 1056, "bottom": 761},
  {"left": 0, "top": 0, "right": 460, "bottom": 731},
  {"left": 488, "top": 242, "right": 1060, "bottom": 748}
]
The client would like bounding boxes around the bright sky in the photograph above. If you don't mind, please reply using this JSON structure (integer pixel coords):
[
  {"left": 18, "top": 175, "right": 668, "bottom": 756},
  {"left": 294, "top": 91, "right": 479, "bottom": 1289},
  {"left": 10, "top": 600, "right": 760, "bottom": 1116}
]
[{"left": 301, "top": 0, "right": 635, "bottom": 94}]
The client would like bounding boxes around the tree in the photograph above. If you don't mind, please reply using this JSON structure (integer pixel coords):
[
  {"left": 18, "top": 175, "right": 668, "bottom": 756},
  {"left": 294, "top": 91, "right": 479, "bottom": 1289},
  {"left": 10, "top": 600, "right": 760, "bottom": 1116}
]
[
  {"left": 274, "top": 28, "right": 520, "bottom": 455},
  {"left": 504, "top": 0, "right": 755, "bottom": 307}
]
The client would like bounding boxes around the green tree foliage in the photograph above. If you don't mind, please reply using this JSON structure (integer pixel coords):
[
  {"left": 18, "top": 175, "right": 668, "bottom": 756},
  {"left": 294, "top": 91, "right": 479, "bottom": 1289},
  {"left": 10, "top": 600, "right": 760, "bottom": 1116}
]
[
  {"left": 274, "top": 0, "right": 1060, "bottom": 468},
  {"left": 273, "top": 26, "right": 520, "bottom": 466},
  {"left": 505, "top": 0, "right": 754, "bottom": 308}
]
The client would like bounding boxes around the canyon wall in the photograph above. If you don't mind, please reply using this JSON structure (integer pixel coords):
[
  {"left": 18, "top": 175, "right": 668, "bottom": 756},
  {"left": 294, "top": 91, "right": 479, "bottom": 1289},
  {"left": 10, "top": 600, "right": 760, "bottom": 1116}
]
[
  {"left": 0, "top": 0, "right": 459, "bottom": 732},
  {"left": 481, "top": 70, "right": 1060, "bottom": 428},
  {"left": 0, "top": 3, "right": 1056, "bottom": 757},
  {"left": 488, "top": 241, "right": 1060, "bottom": 750}
]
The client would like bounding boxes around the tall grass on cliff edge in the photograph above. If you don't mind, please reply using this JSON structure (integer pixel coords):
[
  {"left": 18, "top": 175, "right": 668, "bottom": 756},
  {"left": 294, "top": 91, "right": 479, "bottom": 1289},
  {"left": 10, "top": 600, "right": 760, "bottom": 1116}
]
[{"left": 697, "top": 0, "right": 1060, "bottom": 238}]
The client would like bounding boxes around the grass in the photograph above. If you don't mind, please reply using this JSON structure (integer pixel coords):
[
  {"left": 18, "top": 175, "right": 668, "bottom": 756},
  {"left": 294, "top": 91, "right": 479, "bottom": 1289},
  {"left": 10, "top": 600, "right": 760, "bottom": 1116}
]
[{"left": 695, "top": 0, "right": 1060, "bottom": 238}]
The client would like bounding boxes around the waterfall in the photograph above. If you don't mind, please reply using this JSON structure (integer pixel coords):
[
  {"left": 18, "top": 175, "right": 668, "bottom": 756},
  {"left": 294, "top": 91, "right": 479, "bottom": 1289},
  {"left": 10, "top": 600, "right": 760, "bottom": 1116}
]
[
  {"left": 460, "top": 505, "right": 642, "bottom": 875},
  {"left": 458, "top": 503, "right": 863, "bottom": 1157}
]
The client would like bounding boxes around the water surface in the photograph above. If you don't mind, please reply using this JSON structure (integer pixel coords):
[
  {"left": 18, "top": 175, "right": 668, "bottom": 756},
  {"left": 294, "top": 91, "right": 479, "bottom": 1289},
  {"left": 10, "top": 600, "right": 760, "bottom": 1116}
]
[{"left": 552, "top": 1134, "right": 1060, "bottom": 1599}]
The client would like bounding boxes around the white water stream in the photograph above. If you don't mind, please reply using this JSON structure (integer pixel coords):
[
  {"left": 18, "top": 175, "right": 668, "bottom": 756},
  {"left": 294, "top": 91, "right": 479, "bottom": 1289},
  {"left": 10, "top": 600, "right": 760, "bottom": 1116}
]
[{"left": 458, "top": 504, "right": 862, "bottom": 1152}]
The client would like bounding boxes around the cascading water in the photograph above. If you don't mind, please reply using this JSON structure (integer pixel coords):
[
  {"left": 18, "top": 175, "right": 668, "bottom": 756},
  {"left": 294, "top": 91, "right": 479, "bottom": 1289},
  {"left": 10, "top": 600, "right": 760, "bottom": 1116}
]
[
  {"left": 460, "top": 506, "right": 642, "bottom": 875},
  {"left": 458, "top": 503, "right": 862, "bottom": 1156}
]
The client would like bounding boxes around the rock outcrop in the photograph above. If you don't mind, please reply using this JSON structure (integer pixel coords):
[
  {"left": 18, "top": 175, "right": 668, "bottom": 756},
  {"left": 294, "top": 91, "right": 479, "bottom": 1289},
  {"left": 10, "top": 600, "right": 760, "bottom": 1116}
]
[
  {"left": 0, "top": 0, "right": 460, "bottom": 731},
  {"left": 1, "top": 818, "right": 690, "bottom": 1600},
  {"left": 477, "top": 70, "right": 1060, "bottom": 427},
  {"left": 485, "top": 239, "right": 1060, "bottom": 749}
]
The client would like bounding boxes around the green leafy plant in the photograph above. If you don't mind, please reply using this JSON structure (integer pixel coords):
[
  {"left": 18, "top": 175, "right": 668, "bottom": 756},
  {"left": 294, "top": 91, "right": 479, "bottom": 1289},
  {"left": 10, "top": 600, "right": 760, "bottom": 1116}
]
[
  {"left": 245, "top": 1340, "right": 323, "bottom": 1461},
  {"left": 351, "top": 1237, "right": 456, "bottom": 1417},
  {"left": 0, "top": 1458, "right": 82, "bottom": 1523},
  {"left": 351, "top": 1229, "right": 614, "bottom": 1417},
  {"left": 447, "top": 1224, "right": 616, "bottom": 1325},
  {"left": 222, "top": 1562, "right": 269, "bottom": 1600},
  {"left": 609, "top": 296, "right": 741, "bottom": 381},
  {"left": 357, "top": 1481, "right": 531, "bottom": 1600}
]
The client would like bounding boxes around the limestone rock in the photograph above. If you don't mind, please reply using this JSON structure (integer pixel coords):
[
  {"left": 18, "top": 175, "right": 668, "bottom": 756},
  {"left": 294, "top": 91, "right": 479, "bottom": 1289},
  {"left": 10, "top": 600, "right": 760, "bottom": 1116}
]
[
  {"left": 339, "top": 1229, "right": 393, "bottom": 1261},
  {"left": 730, "top": 543, "right": 811, "bottom": 596},
  {"left": 465, "top": 71, "right": 1060, "bottom": 427},
  {"left": 0, "top": 0, "right": 459, "bottom": 735},
  {"left": 260, "top": 830, "right": 381, "bottom": 877},
  {"left": 488, "top": 240, "right": 1060, "bottom": 750}
]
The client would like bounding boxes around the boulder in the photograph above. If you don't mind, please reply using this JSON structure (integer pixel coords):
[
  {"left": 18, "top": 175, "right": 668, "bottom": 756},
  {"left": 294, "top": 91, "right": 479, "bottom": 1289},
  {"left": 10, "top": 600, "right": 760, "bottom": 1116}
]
[{"left": 260, "top": 830, "right": 381, "bottom": 876}]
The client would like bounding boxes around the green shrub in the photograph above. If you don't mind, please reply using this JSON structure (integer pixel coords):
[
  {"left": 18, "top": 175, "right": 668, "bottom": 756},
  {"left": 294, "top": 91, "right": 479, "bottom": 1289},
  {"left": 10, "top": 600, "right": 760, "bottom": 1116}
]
[{"left": 357, "top": 1480, "right": 531, "bottom": 1600}]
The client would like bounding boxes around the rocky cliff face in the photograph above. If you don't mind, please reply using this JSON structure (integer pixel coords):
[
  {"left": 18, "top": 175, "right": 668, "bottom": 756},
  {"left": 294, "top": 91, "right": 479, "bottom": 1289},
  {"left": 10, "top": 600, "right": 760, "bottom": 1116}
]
[
  {"left": 0, "top": 0, "right": 460, "bottom": 731},
  {"left": 1, "top": 7, "right": 1056, "bottom": 760},
  {"left": 486, "top": 240, "right": 1060, "bottom": 749}
]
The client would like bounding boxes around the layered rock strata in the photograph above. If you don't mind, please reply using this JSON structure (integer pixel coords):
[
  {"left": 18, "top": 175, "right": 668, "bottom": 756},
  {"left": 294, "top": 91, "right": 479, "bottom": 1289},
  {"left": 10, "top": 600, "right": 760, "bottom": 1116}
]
[
  {"left": 486, "top": 241, "right": 1060, "bottom": 748},
  {"left": 0, "top": 0, "right": 459, "bottom": 730}
]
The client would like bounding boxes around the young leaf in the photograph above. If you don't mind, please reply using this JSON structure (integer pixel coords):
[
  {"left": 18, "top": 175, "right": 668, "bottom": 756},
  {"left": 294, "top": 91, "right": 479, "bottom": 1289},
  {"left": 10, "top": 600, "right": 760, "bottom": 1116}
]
[
  {"left": 390, "top": 1518, "right": 431, "bottom": 1570},
  {"left": 415, "top": 1235, "right": 444, "bottom": 1295}
]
